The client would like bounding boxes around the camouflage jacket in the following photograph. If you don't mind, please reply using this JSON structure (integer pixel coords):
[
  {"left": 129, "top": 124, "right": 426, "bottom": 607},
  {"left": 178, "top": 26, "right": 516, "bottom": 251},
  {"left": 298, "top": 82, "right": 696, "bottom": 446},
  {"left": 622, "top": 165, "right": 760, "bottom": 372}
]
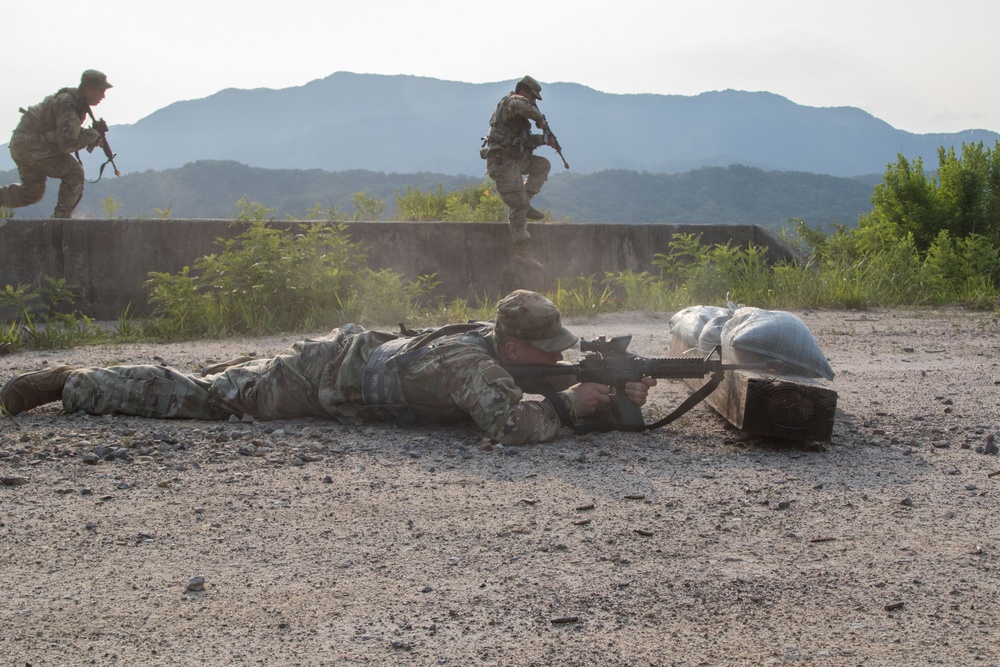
[
  {"left": 57, "top": 322, "right": 587, "bottom": 445},
  {"left": 326, "top": 323, "right": 576, "bottom": 446},
  {"left": 12, "top": 87, "right": 100, "bottom": 160},
  {"left": 486, "top": 93, "right": 547, "bottom": 157}
]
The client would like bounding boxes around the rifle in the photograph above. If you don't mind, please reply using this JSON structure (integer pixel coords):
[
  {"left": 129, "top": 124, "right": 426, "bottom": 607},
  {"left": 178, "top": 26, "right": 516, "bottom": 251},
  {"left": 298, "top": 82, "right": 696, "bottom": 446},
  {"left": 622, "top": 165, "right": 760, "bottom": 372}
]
[
  {"left": 84, "top": 109, "right": 120, "bottom": 182},
  {"left": 540, "top": 114, "right": 570, "bottom": 170},
  {"left": 503, "top": 334, "right": 782, "bottom": 433}
]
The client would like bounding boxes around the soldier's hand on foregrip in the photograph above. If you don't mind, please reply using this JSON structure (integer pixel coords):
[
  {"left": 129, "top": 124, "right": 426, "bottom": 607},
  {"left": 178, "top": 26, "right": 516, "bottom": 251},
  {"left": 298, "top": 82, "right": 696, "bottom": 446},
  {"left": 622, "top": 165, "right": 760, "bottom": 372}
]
[{"left": 92, "top": 118, "right": 109, "bottom": 134}]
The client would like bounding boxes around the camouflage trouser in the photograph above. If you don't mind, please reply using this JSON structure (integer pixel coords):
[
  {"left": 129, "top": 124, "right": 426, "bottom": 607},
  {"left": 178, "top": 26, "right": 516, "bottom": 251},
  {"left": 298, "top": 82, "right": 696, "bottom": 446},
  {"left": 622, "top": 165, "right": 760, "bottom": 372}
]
[
  {"left": 486, "top": 150, "right": 551, "bottom": 243},
  {"left": 61, "top": 324, "right": 381, "bottom": 421},
  {"left": 1, "top": 138, "right": 86, "bottom": 218}
]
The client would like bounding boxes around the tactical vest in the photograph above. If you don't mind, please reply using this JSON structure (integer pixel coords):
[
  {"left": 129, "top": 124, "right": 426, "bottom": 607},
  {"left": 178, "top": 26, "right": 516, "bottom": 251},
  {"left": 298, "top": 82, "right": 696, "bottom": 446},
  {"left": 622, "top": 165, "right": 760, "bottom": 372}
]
[
  {"left": 16, "top": 88, "right": 87, "bottom": 138},
  {"left": 485, "top": 94, "right": 533, "bottom": 154},
  {"left": 360, "top": 323, "right": 493, "bottom": 421}
]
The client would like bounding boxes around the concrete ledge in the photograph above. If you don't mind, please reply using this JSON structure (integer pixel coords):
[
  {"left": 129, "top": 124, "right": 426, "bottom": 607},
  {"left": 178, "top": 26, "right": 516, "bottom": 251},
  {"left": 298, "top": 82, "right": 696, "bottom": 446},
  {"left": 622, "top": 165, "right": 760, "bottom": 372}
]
[{"left": 0, "top": 219, "right": 797, "bottom": 320}]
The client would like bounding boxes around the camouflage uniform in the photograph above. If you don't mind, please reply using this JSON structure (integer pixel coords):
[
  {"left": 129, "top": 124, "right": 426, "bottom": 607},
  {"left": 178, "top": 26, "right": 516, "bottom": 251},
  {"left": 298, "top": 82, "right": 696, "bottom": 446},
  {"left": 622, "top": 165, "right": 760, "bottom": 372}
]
[
  {"left": 483, "top": 76, "right": 551, "bottom": 245},
  {"left": 56, "top": 292, "right": 584, "bottom": 446},
  {"left": 0, "top": 70, "right": 111, "bottom": 218}
]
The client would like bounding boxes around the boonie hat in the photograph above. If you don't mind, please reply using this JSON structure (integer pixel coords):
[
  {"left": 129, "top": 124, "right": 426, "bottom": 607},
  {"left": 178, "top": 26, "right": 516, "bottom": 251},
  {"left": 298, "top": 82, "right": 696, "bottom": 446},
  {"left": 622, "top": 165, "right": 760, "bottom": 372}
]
[
  {"left": 81, "top": 70, "right": 113, "bottom": 90},
  {"left": 496, "top": 290, "right": 577, "bottom": 352},
  {"left": 517, "top": 75, "right": 542, "bottom": 100}
]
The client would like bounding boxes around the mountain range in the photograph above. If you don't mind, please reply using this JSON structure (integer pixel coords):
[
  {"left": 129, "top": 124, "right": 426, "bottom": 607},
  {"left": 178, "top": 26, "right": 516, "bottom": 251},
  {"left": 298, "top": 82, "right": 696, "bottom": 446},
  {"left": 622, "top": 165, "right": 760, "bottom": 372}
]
[
  {"left": 3, "top": 71, "right": 997, "bottom": 178},
  {"left": 2, "top": 72, "right": 996, "bottom": 226}
]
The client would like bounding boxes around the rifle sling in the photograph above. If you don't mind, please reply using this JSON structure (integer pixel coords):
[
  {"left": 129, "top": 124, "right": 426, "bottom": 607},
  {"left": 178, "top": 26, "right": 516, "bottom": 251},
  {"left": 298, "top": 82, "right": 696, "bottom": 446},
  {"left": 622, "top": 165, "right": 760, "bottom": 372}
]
[
  {"left": 74, "top": 146, "right": 113, "bottom": 184},
  {"left": 81, "top": 108, "right": 116, "bottom": 183},
  {"left": 572, "top": 370, "right": 725, "bottom": 434},
  {"left": 92, "top": 159, "right": 111, "bottom": 184},
  {"left": 541, "top": 392, "right": 575, "bottom": 429}
]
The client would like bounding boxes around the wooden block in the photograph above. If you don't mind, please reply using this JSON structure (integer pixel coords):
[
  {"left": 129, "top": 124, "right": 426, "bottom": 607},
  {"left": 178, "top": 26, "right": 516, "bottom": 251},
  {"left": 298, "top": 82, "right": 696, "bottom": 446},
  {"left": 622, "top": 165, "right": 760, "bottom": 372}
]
[{"left": 667, "top": 335, "right": 837, "bottom": 441}]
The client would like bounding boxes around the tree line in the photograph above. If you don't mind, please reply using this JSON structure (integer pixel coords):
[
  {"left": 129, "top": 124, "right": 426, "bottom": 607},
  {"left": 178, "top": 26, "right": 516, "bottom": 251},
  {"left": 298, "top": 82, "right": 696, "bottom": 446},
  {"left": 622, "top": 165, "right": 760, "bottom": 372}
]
[{"left": 1, "top": 160, "right": 878, "bottom": 229}]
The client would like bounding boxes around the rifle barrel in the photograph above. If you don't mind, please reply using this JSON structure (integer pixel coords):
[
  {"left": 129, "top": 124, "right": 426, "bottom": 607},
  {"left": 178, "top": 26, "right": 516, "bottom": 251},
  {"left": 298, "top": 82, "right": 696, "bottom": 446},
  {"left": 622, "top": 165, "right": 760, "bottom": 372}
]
[{"left": 504, "top": 356, "right": 777, "bottom": 384}]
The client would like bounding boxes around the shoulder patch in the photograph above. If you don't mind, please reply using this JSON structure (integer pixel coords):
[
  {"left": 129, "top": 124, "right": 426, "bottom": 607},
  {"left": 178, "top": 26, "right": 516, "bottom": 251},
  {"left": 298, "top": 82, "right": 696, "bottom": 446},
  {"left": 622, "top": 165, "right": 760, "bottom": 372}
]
[{"left": 480, "top": 365, "right": 511, "bottom": 384}]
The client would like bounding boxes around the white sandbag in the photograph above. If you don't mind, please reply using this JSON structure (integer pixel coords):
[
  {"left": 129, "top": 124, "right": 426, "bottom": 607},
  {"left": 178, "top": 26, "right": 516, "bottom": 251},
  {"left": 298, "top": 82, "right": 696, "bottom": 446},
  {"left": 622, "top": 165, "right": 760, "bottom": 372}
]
[
  {"left": 697, "top": 314, "right": 731, "bottom": 355},
  {"left": 669, "top": 305, "right": 731, "bottom": 347},
  {"left": 668, "top": 306, "right": 700, "bottom": 329},
  {"left": 721, "top": 307, "right": 835, "bottom": 380}
]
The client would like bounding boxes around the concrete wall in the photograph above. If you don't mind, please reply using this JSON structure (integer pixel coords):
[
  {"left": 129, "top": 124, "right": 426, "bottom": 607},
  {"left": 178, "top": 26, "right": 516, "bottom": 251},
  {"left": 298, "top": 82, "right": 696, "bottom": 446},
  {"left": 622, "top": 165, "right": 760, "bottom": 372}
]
[{"left": 0, "top": 219, "right": 798, "bottom": 320}]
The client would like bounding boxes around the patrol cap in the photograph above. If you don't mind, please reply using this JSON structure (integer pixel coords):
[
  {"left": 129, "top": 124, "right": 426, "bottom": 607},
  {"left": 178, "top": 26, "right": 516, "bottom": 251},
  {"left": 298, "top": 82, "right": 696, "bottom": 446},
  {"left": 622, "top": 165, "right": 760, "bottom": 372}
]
[
  {"left": 496, "top": 290, "right": 578, "bottom": 352},
  {"left": 80, "top": 70, "right": 113, "bottom": 90},
  {"left": 517, "top": 75, "right": 542, "bottom": 100}
]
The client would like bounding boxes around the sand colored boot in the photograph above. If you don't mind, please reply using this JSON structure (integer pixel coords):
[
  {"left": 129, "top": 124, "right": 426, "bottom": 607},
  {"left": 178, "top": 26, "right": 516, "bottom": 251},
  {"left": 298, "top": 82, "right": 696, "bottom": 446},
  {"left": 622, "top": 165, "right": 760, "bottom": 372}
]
[{"left": 1, "top": 365, "right": 77, "bottom": 416}]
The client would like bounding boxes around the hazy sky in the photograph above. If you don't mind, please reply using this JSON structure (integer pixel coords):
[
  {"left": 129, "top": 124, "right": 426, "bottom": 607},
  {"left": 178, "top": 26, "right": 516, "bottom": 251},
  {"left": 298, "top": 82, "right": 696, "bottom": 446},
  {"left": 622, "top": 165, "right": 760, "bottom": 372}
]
[{"left": 3, "top": 0, "right": 997, "bottom": 142}]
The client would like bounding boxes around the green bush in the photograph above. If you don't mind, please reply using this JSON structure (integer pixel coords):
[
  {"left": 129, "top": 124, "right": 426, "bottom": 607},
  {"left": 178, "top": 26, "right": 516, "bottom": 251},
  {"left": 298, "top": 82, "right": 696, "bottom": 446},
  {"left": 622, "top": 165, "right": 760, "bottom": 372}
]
[
  {"left": 144, "top": 198, "right": 432, "bottom": 337},
  {"left": 147, "top": 220, "right": 364, "bottom": 335},
  {"left": 0, "top": 277, "right": 111, "bottom": 351},
  {"left": 393, "top": 180, "right": 510, "bottom": 223}
]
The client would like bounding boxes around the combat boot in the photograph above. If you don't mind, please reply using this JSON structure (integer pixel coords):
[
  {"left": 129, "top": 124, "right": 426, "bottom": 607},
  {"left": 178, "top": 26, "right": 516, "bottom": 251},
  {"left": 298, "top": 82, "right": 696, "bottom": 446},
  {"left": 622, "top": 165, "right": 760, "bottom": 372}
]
[
  {"left": 526, "top": 206, "right": 545, "bottom": 221},
  {"left": 510, "top": 221, "right": 531, "bottom": 245},
  {"left": 1, "top": 365, "right": 77, "bottom": 416},
  {"left": 513, "top": 243, "right": 545, "bottom": 270}
]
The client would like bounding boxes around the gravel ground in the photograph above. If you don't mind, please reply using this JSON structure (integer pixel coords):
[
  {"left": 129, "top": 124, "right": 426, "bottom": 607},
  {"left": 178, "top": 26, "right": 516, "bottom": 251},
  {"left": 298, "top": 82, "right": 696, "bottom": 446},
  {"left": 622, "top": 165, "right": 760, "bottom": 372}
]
[{"left": 1, "top": 307, "right": 999, "bottom": 666}]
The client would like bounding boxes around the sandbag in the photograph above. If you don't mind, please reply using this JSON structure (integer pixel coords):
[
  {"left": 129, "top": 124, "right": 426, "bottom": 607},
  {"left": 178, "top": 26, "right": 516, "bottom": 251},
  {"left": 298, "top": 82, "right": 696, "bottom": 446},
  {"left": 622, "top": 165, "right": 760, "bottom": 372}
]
[
  {"left": 668, "top": 305, "right": 731, "bottom": 348},
  {"left": 697, "top": 314, "right": 731, "bottom": 355},
  {"left": 721, "top": 307, "right": 834, "bottom": 380}
]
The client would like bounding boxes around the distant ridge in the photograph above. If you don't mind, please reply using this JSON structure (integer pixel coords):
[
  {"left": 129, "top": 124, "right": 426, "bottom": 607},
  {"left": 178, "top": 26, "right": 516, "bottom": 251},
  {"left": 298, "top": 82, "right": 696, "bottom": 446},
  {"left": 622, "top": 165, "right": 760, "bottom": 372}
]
[
  {"left": 0, "top": 160, "right": 880, "bottom": 228},
  {"left": 2, "top": 72, "right": 997, "bottom": 178}
]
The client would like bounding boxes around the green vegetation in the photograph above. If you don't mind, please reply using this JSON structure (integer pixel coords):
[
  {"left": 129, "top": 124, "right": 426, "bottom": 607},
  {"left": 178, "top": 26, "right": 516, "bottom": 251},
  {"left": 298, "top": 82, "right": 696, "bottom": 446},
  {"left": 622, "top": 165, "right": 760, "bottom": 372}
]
[
  {"left": 550, "top": 141, "right": 999, "bottom": 316},
  {"left": 100, "top": 195, "right": 123, "bottom": 218},
  {"left": 350, "top": 192, "right": 386, "bottom": 221},
  {"left": 143, "top": 197, "right": 436, "bottom": 337},
  {"left": 0, "top": 277, "right": 116, "bottom": 351},
  {"left": 581, "top": 137, "right": 1000, "bottom": 313},
  {"left": 2, "top": 143, "right": 999, "bottom": 353},
  {"left": 857, "top": 142, "right": 1000, "bottom": 252},
  {"left": 394, "top": 182, "right": 512, "bottom": 222}
]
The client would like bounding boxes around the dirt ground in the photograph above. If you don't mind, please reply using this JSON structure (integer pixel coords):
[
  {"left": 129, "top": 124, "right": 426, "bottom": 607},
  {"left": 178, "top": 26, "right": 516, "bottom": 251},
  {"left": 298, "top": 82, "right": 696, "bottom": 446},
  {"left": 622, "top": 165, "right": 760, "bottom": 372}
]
[{"left": 1, "top": 307, "right": 998, "bottom": 666}]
